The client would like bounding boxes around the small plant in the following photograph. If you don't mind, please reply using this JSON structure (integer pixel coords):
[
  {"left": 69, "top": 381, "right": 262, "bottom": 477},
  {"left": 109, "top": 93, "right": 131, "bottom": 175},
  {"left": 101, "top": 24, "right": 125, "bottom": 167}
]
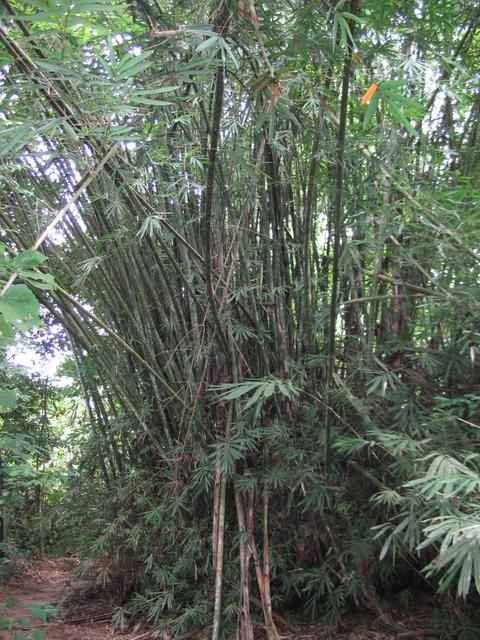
[{"left": 0, "top": 597, "right": 56, "bottom": 640}]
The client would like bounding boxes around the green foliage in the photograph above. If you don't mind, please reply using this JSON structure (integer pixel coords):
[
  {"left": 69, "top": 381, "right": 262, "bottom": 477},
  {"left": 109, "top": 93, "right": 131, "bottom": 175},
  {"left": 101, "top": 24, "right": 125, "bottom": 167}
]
[
  {"left": 0, "top": 596, "right": 52, "bottom": 639},
  {"left": 210, "top": 376, "right": 299, "bottom": 420},
  {"left": 0, "top": 285, "right": 39, "bottom": 334},
  {"left": 0, "top": 246, "right": 55, "bottom": 407},
  {"left": 0, "top": 0, "right": 479, "bottom": 637}
]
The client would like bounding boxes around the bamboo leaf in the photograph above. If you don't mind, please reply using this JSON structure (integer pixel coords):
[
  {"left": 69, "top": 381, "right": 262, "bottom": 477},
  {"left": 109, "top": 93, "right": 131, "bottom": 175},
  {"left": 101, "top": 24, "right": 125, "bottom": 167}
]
[
  {"left": 387, "top": 99, "right": 418, "bottom": 136},
  {"left": 195, "top": 36, "right": 219, "bottom": 54},
  {"left": 362, "top": 91, "right": 380, "bottom": 130}
]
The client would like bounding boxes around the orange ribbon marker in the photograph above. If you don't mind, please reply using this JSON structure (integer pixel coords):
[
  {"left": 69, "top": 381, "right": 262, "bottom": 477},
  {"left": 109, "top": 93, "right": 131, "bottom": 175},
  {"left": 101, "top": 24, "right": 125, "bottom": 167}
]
[{"left": 360, "top": 83, "right": 378, "bottom": 106}]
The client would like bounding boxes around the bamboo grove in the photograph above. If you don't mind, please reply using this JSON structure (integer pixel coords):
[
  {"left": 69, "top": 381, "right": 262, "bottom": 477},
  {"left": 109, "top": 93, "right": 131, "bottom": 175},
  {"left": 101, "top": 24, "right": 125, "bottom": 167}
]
[{"left": 0, "top": 0, "right": 479, "bottom": 637}]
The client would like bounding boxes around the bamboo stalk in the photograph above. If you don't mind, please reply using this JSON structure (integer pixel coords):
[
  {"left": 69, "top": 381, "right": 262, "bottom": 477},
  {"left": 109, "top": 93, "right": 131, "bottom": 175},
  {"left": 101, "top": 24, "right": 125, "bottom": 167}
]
[{"left": 325, "top": 0, "right": 359, "bottom": 473}]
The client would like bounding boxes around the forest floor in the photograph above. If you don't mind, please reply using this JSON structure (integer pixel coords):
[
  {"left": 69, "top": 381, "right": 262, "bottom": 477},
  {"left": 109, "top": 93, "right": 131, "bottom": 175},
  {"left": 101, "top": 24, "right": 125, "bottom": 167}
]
[
  {"left": 0, "top": 558, "right": 135, "bottom": 640},
  {"left": 0, "top": 559, "right": 440, "bottom": 640}
]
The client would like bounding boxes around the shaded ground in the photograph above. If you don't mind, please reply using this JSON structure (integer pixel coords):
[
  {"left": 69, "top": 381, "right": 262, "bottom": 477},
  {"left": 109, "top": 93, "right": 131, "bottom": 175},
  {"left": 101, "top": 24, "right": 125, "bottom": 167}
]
[
  {"left": 0, "top": 558, "right": 135, "bottom": 640},
  {"left": 273, "top": 607, "right": 441, "bottom": 640},
  {"left": 1, "top": 559, "right": 442, "bottom": 639}
]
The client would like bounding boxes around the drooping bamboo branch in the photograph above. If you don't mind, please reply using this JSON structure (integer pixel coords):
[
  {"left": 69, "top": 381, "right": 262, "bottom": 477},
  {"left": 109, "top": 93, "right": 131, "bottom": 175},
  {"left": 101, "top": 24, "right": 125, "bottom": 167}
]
[{"left": 0, "top": 143, "right": 118, "bottom": 296}]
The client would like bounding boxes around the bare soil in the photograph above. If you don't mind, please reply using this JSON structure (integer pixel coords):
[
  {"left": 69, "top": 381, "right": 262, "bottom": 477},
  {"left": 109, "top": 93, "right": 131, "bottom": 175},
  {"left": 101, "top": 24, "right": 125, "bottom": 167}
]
[{"left": 0, "top": 558, "right": 135, "bottom": 640}]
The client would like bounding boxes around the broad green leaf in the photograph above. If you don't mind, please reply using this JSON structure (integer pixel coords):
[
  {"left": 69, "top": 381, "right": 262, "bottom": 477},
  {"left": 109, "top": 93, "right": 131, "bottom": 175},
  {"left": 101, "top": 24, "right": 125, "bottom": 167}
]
[
  {"left": 263, "top": 380, "right": 276, "bottom": 398},
  {"left": 332, "top": 12, "right": 338, "bottom": 50},
  {"left": 28, "top": 604, "right": 48, "bottom": 623},
  {"left": 214, "top": 381, "right": 261, "bottom": 400},
  {"left": 12, "top": 250, "right": 47, "bottom": 270},
  {"left": 362, "top": 91, "right": 380, "bottom": 131},
  {"left": 0, "top": 315, "right": 14, "bottom": 342},
  {"left": 21, "top": 272, "right": 56, "bottom": 291},
  {"left": 380, "top": 80, "right": 405, "bottom": 89},
  {"left": 35, "top": 60, "right": 81, "bottom": 77},
  {"left": 116, "top": 51, "right": 155, "bottom": 79},
  {"left": 0, "top": 284, "right": 40, "bottom": 331},
  {"left": 379, "top": 532, "right": 393, "bottom": 561},
  {"left": 0, "top": 125, "right": 32, "bottom": 158},
  {"left": 387, "top": 99, "right": 418, "bottom": 136},
  {"left": 335, "top": 14, "right": 355, "bottom": 49},
  {"left": 185, "top": 25, "right": 217, "bottom": 36},
  {"left": 219, "top": 38, "right": 239, "bottom": 67},
  {"left": 195, "top": 36, "right": 219, "bottom": 54},
  {"left": 68, "top": 16, "right": 110, "bottom": 34},
  {"left": 118, "top": 60, "right": 155, "bottom": 79},
  {"left": 383, "top": 90, "right": 423, "bottom": 112},
  {"left": 244, "top": 384, "right": 266, "bottom": 409},
  {"left": 340, "top": 11, "right": 365, "bottom": 24},
  {"left": 0, "top": 617, "right": 11, "bottom": 631}
]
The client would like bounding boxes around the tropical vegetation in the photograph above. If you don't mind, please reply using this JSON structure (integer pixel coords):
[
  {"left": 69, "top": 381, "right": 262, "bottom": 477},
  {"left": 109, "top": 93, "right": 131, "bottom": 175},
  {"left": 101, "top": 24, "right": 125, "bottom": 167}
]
[{"left": 0, "top": 0, "right": 479, "bottom": 638}]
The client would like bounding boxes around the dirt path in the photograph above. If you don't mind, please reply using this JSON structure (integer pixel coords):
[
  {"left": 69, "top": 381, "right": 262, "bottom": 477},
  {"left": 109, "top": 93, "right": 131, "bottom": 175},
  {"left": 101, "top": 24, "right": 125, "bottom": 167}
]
[
  {"left": 1, "top": 559, "right": 440, "bottom": 640},
  {"left": 0, "top": 558, "right": 136, "bottom": 640}
]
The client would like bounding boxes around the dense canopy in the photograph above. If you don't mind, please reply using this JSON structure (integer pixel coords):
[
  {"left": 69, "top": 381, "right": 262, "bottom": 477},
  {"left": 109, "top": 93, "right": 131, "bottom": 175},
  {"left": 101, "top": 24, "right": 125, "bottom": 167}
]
[{"left": 0, "top": 0, "right": 479, "bottom": 638}]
